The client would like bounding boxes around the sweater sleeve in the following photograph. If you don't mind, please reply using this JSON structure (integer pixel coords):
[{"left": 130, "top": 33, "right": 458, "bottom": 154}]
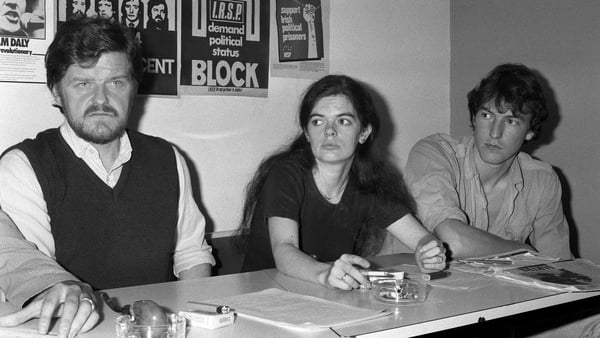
[{"left": 0, "top": 210, "right": 78, "bottom": 308}]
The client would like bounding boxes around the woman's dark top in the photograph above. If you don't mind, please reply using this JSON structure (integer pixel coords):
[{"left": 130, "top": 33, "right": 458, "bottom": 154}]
[{"left": 241, "top": 160, "right": 410, "bottom": 272}]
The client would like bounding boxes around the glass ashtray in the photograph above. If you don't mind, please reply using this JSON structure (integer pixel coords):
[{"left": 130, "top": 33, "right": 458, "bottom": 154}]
[
  {"left": 115, "top": 313, "right": 186, "bottom": 338},
  {"left": 372, "top": 278, "right": 427, "bottom": 304}
]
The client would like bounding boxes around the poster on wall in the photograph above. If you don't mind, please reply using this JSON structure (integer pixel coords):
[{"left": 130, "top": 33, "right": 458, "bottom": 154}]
[
  {"left": 271, "top": 0, "right": 329, "bottom": 79},
  {"left": 0, "top": 0, "right": 50, "bottom": 83},
  {"left": 180, "top": 0, "right": 270, "bottom": 97},
  {"left": 56, "top": 0, "right": 179, "bottom": 96}
]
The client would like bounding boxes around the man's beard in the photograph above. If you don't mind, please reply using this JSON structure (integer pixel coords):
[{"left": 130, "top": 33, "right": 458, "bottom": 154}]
[
  {"left": 68, "top": 103, "right": 126, "bottom": 144},
  {"left": 73, "top": 10, "right": 85, "bottom": 17},
  {"left": 150, "top": 16, "right": 167, "bottom": 30}
]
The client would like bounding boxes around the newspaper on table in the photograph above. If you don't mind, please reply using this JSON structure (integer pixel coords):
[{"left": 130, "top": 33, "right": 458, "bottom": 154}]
[
  {"left": 200, "top": 288, "right": 390, "bottom": 330},
  {"left": 450, "top": 249, "right": 600, "bottom": 292}
]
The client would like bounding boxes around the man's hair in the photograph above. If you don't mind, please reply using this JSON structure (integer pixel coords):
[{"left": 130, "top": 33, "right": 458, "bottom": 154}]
[
  {"left": 147, "top": 0, "right": 168, "bottom": 21},
  {"left": 121, "top": 0, "right": 143, "bottom": 23},
  {"left": 45, "top": 17, "right": 143, "bottom": 90},
  {"left": 467, "top": 63, "right": 548, "bottom": 137},
  {"left": 95, "top": 0, "right": 117, "bottom": 18},
  {"left": 148, "top": 0, "right": 168, "bottom": 12},
  {"left": 66, "top": 0, "right": 90, "bottom": 18}
]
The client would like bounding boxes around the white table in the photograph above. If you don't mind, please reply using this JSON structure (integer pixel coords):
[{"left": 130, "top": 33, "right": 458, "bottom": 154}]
[{"left": 1, "top": 254, "right": 599, "bottom": 337}]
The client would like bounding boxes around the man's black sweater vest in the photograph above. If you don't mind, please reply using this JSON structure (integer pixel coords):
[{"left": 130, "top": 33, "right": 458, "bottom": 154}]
[{"left": 16, "top": 129, "right": 179, "bottom": 289}]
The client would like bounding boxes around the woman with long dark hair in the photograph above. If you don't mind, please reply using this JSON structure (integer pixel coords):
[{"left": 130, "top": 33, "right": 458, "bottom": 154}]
[{"left": 238, "top": 74, "right": 446, "bottom": 290}]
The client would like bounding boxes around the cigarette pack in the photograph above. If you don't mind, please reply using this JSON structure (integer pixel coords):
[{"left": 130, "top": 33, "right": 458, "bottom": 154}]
[{"left": 178, "top": 310, "right": 235, "bottom": 329}]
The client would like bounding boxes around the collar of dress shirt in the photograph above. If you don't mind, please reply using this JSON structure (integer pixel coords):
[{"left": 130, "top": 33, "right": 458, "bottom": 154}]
[
  {"left": 464, "top": 135, "right": 524, "bottom": 192},
  {"left": 59, "top": 121, "right": 133, "bottom": 168}
]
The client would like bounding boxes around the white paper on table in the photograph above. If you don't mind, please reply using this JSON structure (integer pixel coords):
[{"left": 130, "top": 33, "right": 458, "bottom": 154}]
[{"left": 201, "top": 288, "right": 391, "bottom": 330}]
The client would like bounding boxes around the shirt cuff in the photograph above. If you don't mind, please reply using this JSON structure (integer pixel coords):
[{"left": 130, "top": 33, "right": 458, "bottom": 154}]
[{"left": 172, "top": 245, "right": 216, "bottom": 278}]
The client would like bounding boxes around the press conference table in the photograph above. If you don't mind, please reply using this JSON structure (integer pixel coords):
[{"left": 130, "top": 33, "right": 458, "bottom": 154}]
[{"left": 2, "top": 254, "right": 600, "bottom": 337}]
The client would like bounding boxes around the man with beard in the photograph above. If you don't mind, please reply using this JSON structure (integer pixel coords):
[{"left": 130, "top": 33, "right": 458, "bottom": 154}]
[
  {"left": 0, "top": 17, "right": 215, "bottom": 338},
  {"left": 66, "top": 0, "right": 89, "bottom": 20},
  {"left": 0, "top": 0, "right": 27, "bottom": 36},
  {"left": 121, "top": 0, "right": 142, "bottom": 29},
  {"left": 95, "top": 0, "right": 116, "bottom": 22},
  {"left": 146, "top": 0, "right": 168, "bottom": 31}
]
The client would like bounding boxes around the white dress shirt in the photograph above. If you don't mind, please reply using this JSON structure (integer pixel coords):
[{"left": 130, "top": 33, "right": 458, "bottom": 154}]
[{"left": 0, "top": 122, "right": 215, "bottom": 277}]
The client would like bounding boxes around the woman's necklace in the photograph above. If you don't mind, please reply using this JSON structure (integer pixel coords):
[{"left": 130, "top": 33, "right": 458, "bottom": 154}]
[{"left": 314, "top": 170, "right": 349, "bottom": 202}]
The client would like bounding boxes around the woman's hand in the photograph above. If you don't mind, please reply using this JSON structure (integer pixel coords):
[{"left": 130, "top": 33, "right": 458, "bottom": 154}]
[
  {"left": 415, "top": 234, "right": 447, "bottom": 272},
  {"left": 320, "top": 254, "right": 371, "bottom": 290}
]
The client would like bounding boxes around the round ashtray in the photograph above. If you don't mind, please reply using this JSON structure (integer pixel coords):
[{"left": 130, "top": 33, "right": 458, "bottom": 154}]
[
  {"left": 115, "top": 313, "right": 186, "bottom": 338},
  {"left": 372, "top": 278, "right": 427, "bottom": 304}
]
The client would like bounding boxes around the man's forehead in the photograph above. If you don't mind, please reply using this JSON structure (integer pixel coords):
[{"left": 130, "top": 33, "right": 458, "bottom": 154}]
[{"left": 66, "top": 52, "right": 131, "bottom": 72}]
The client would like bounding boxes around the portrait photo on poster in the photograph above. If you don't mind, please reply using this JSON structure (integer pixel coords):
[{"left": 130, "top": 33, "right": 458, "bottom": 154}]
[
  {"left": 57, "top": 0, "right": 175, "bottom": 32},
  {"left": 0, "top": 0, "right": 46, "bottom": 39}
]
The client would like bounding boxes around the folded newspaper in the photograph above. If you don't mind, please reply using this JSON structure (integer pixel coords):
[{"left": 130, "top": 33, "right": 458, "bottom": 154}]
[{"left": 451, "top": 250, "right": 600, "bottom": 292}]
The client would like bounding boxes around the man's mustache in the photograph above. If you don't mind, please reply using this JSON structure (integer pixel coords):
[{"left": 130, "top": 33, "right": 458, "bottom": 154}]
[{"left": 85, "top": 104, "right": 118, "bottom": 116}]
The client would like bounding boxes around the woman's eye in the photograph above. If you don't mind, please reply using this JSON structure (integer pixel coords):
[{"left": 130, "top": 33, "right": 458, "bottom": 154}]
[
  {"left": 338, "top": 118, "right": 352, "bottom": 126},
  {"left": 310, "top": 119, "right": 324, "bottom": 126},
  {"left": 507, "top": 118, "right": 520, "bottom": 126}
]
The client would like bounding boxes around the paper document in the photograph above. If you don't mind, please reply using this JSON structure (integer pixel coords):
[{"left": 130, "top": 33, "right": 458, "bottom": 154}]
[{"left": 201, "top": 288, "right": 390, "bottom": 329}]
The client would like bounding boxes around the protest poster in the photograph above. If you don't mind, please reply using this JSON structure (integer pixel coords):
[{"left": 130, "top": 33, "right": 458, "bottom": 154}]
[
  {"left": 270, "top": 0, "right": 329, "bottom": 79},
  {"left": 180, "top": 0, "right": 270, "bottom": 97},
  {"left": 56, "top": 0, "right": 179, "bottom": 96},
  {"left": 0, "top": 0, "right": 49, "bottom": 83}
]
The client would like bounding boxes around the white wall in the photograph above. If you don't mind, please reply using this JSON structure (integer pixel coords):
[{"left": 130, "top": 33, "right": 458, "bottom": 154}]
[
  {"left": 450, "top": 0, "right": 600, "bottom": 263},
  {"left": 0, "top": 0, "right": 450, "bottom": 236}
]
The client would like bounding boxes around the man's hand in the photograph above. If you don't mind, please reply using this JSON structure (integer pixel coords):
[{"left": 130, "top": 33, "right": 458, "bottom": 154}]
[
  {"left": 0, "top": 280, "right": 99, "bottom": 338},
  {"left": 415, "top": 234, "right": 447, "bottom": 272}
]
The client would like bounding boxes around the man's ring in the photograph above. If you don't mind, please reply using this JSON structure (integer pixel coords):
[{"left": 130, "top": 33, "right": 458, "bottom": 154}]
[
  {"left": 80, "top": 297, "right": 95, "bottom": 311},
  {"left": 341, "top": 273, "right": 348, "bottom": 280}
]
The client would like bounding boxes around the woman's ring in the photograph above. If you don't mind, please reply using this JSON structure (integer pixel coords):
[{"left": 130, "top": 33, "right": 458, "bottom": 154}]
[
  {"left": 80, "top": 297, "right": 95, "bottom": 312},
  {"left": 341, "top": 273, "right": 348, "bottom": 280}
]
